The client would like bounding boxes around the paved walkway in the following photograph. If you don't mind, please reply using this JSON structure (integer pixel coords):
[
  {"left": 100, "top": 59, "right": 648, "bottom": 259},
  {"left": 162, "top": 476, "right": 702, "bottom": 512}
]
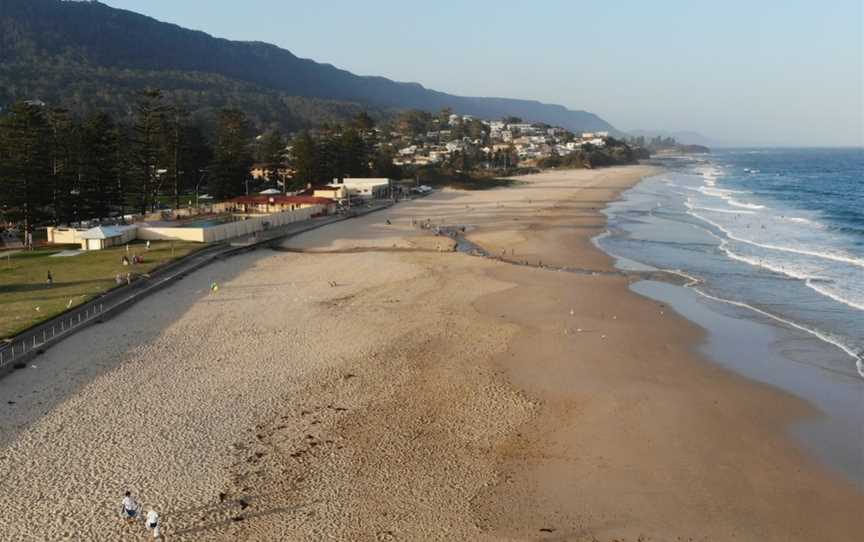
[{"left": 0, "top": 204, "right": 391, "bottom": 374}]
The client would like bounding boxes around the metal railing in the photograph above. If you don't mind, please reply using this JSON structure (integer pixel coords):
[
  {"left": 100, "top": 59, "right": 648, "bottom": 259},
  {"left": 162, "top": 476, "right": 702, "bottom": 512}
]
[
  {"left": 0, "top": 303, "right": 106, "bottom": 371},
  {"left": 0, "top": 201, "right": 394, "bottom": 375}
]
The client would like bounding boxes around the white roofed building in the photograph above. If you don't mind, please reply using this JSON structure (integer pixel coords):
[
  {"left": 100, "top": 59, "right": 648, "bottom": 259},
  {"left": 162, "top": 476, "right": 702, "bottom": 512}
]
[{"left": 79, "top": 225, "right": 139, "bottom": 251}]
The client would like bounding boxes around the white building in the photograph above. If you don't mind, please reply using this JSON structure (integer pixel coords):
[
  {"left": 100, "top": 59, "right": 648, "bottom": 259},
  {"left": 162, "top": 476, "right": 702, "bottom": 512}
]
[
  {"left": 330, "top": 178, "right": 392, "bottom": 199},
  {"left": 445, "top": 141, "right": 465, "bottom": 153},
  {"left": 78, "top": 225, "right": 139, "bottom": 251}
]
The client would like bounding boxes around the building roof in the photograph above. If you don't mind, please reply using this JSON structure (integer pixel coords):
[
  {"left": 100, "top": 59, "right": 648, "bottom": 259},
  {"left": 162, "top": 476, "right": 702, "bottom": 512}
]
[
  {"left": 229, "top": 195, "right": 334, "bottom": 206},
  {"left": 80, "top": 225, "right": 137, "bottom": 240},
  {"left": 330, "top": 178, "right": 391, "bottom": 188}
]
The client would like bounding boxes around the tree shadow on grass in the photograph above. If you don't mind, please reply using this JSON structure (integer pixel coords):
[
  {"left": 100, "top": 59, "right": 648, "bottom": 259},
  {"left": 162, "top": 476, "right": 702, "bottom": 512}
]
[{"left": 0, "top": 279, "right": 109, "bottom": 294}]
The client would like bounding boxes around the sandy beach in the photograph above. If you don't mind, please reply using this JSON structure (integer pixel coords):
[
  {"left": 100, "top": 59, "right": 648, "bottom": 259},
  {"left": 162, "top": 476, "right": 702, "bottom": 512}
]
[{"left": 1, "top": 166, "right": 862, "bottom": 541}]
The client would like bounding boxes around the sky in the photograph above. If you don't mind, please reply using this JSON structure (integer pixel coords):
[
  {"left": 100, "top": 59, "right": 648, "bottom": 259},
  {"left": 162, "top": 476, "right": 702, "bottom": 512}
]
[{"left": 102, "top": 0, "right": 863, "bottom": 146}]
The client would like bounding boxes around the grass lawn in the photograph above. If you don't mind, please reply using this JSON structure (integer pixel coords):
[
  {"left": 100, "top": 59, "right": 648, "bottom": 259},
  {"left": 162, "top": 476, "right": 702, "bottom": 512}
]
[{"left": 0, "top": 240, "right": 202, "bottom": 339}]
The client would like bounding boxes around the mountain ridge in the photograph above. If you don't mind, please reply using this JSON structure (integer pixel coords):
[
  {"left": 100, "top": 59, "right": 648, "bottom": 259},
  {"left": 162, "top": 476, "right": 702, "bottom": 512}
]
[{"left": 0, "top": 0, "right": 617, "bottom": 133}]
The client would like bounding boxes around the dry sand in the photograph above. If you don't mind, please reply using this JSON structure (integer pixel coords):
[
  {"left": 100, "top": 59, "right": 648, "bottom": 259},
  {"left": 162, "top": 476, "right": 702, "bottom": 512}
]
[{"left": 0, "top": 166, "right": 862, "bottom": 541}]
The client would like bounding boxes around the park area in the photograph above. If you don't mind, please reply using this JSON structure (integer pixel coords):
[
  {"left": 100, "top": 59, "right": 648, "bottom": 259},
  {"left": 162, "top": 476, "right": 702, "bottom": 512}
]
[{"left": 0, "top": 241, "right": 200, "bottom": 339}]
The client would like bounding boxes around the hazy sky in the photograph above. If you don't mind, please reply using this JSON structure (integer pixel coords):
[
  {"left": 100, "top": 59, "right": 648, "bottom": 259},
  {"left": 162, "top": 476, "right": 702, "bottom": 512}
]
[{"left": 103, "top": 0, "right": 863, "bottom": 146}]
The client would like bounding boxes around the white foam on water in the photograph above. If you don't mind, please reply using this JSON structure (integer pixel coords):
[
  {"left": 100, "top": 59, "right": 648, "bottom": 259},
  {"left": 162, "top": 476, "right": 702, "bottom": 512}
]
[
  {"left": 691, "top": 205, "right": 755, "bottom": 215},
  {"left": 727, "top": 198, "right": 766, "bottom": 210},
  {"left": 684, "top": 199, "right": 755, "bottom": 215},
  {"left": 721, "top": 246, "right": 817, "bottom": 281},
  {"left": 687, "top": 208, "right": 864, "bottom": 270},
  {"left": 806, "top": 281, "right": 864, "bottom": 313},
  {"left": 689, "top": 206, "right": 864, "bottom": 309},
  {"left": 781, "top": 216, "right": 827, "bottom": 230},
  {"left": 665, "top": 269, "right": 864, "bottom": 379}
]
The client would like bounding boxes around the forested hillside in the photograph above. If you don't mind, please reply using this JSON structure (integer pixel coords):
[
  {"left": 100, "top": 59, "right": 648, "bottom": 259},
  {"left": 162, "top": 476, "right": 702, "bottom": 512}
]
[{"left": 0, "top": 0, "right": 617, "bottom": 133}]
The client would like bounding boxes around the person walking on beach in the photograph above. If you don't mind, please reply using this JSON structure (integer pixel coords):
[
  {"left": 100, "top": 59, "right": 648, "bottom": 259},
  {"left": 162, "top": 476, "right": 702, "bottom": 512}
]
[
  {"left": 120, "top": 491, "right": 139, "bottom": 523},
  {"left": 146, "top": 509, "right": 161, "bottom": 538}
]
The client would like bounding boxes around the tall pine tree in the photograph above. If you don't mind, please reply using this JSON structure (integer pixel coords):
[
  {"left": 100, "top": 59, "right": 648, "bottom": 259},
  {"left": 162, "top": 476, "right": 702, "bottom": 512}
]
[
  {"left": 210, "top": 108, "right": 252, "bottom": 200},
  {"left": 131, "top": 89, "right": 167, "bottom": 213},
  {"left": 79, "top": 112, "right": 122, "bottom": 219},
  {"left": 46, "top": 107, "right": 79, "bottom": 224},
  {"left": 0, "top": 102, "right": 52, "bottom": 246}
]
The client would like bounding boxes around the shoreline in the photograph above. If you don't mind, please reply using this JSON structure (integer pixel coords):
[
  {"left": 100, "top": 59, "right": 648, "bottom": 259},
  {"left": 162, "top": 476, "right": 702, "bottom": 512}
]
[
  {"left": 0, "top": 166, "right": 861, "bottom": 540},
  {"left": 597, "top": 160, "right": 864, "bottom": 487},
  {"left": 465, "top": 169, "right": 863, "bottom": 540}
]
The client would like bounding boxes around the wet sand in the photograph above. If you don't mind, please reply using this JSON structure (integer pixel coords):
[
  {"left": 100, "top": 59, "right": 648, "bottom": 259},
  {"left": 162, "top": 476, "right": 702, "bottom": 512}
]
[{"left": 0, "top": 166, "right": 862, "bottom": 540}]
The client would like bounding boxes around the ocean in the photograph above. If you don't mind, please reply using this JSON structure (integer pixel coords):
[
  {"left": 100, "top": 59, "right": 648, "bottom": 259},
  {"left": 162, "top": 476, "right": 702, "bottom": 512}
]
[
  {"left": 597, "top": 148, "right": 864, "bottom": 484},
  {"left": 601, "top": 148, "right": 863, "bottom": 378}
]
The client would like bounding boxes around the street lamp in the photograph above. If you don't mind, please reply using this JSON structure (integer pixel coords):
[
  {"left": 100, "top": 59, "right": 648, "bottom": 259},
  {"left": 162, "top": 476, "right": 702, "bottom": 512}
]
[{"left": 195, "top": 170, "right": 207, "bottom": 210}]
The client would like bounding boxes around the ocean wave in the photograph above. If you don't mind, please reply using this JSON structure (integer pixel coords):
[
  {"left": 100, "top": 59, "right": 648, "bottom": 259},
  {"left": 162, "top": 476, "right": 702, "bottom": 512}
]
[
  {"left": 694, "top": 209, "right": 864, "bottom": 313},
  {"left": 727, "top": 198, "right": 766, "bottom": 210},
  {"left": 687, "top": 209, "right": 864, "bottom": 269},
  {"left": 696, "top": 186, "right": 751, "bottom": 197},
  {"left": 806, "top": 281, "right": 864, "bottom": 312},
  {"left": 665, "top": 269, "right": 864, "bottom": 379},
  {"left": 684, "top": 200, "right": 756, "bottom": 215},
  {"left": 720, "top": 246, "right": 818, "bottom": 281},
  {"left": 720, "top": 245, "right": 864, "bottom": 311}
]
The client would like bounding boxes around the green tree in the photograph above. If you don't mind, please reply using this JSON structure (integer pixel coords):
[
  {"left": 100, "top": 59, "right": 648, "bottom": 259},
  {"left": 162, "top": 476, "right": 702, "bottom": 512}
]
[
  {"left": 78, "top": 112, "right": 122, "bottom": 219},
  {"left": 352, "top": 111, "right": 375, "bottom": 132},
  {"left": 0, "top": 102, "right": 52, "bottom": 246},
  {"left": 257, "top": 129, "right": 287, "bottom": 188},
  {"left": 162, "top": 106, "right": 189, "bottom": 209},
  {"left": 370, "top": 149, "right": 402, "bottom": 180},
  {"left": 467, "top": 119, "right": 488, "bottom": 141},
  {"left": 334, "top": 128, "right": 368, "bottom": 179},
  {"left": 131, "top": 88, "right": 168, "bottom": 213},
  {"left": 46, "top": 107, "right": 79, "bottom": 224},
  {"left": 396, "top": 110, "right": 432, "bottom": 137},
  {"left": 210, "top": 108, "right": 252, "bottom": 200},
  {"left": 290, "top": 131, "right": 320, "bottom": 187},
  {"left": 178, "top": 125, "right": 213, "bottom": 205}
]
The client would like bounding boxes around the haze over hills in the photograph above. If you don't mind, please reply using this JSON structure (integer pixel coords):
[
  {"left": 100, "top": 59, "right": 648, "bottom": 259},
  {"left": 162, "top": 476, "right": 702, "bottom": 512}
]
[{"left": 0, "top": 0, "right": 617, "bottom": 133}]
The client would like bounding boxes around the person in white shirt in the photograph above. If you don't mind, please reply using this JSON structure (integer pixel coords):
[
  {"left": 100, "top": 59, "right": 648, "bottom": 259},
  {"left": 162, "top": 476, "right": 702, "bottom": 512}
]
[
  {"left": 120, "top": 491, "right": 138, "bottom": 523},
  {"left": 146, "top": 509, "right": 161, "bottom": 538}
]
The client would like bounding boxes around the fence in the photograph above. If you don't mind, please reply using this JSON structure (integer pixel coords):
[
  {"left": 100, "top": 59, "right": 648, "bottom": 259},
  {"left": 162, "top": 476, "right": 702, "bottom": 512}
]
[
  {"left": 0, "top": 303, "right": 107, "bottom": 372},
  {"left": 137, "top": 206, "right": 325, "bottom": 245},
  {"left": 0, "top": 202, "right": 388, "bottom": 378}
]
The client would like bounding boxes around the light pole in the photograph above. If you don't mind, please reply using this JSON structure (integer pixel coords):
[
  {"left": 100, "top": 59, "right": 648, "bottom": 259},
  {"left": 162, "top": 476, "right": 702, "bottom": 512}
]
[{"left": 195, "top": 170, "right": 207, "bottom": 211}]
